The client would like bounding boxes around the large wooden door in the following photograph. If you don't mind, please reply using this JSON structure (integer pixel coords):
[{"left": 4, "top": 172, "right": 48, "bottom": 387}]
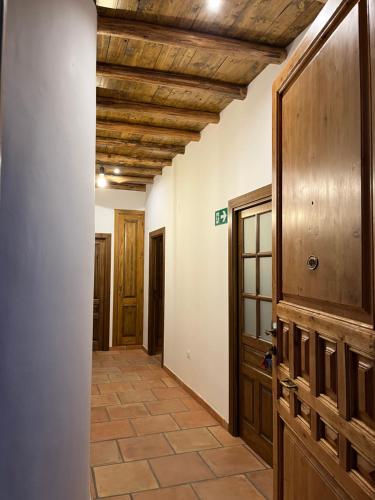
[
  {"left": 148, "top": 228, "right": 165, "bottom": 357},
  {"left": 238, "top": 199, "right": 273, "bottom": 465},
  {"left": 273, "top": 1, "right": 375, "bottom": 499},
  {"left": 113, "top": 210, "right": 144, "bottom": 347},
  {"left": 93, "top": 233, "right": 111, "bottom": 351}
]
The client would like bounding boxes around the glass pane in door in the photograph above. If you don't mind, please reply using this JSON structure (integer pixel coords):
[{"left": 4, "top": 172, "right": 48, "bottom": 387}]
[
  {"left": 259, "top": 257, "right": 272, "bottom": 296},
  {"left": 244, "top": 258, "right": 256, "bottom": 294},
  {"left": 259, "top": 211, "right": 272, "bottom": 252},
  {"left": 244, "top": 216, "right": 256, "bottom": 253},
  {"left": 244, "top": 298, "right": 257, "bottom": 336},
  {"left": 259, "top": 301, "right": 273, "bottom": 341}
]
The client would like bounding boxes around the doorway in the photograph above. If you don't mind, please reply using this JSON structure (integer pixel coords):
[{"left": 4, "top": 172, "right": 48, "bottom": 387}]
[
  {"left": 229, "top": 185, "right": 273, "bottom": 465},
  {"left": 148, "top": 228, "right": 165, "bottom": 363},
  {"left": 93, "top": 233, "right": 111, "bottom": 351},
  {"left": 113, "top": 210, "right": 145, "bottom": 347}
]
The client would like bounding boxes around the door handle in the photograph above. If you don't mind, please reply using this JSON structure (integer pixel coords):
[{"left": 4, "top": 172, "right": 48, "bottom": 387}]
[
  {"left": 280, "top": 379, "right": 298, "bottom": 391},
  {"left": 265, "top": 328, "right": 277, "bottom": 338}
]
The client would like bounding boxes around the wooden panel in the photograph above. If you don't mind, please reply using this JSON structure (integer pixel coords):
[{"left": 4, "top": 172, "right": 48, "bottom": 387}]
[
  {"left": 93, "top": 234, "right": 111, "bottom": 351},
  {"left": 280, "top": 3, "right": 372, "bottom": 323},
  {"left": 318, "top": 337, "right": 338, "bottom": 405},
  {"left": 349, "top": 350, "right": 375, "bottom": 430},
  {"left": 113, "top": 211, "right": 144, "bottom": 346}
]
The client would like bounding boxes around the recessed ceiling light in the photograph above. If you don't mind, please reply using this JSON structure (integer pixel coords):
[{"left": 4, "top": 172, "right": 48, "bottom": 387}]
[
  {"left": 114, "top": 168, "right": 120, "bottom": 174},
  {"left": 208, "top": 0, "right": 222, "bottom": 12}
]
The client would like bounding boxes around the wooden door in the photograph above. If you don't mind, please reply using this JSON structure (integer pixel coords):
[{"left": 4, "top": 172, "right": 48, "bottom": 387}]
[
  {"left": 238, "top": 200, "right": 273, "bottom": 464},
  {"left": 148, "top": 228, "right": 165, "bottom": 357},
  {"left": 93, "top": 233, "right": 111, "bottom": 351},
  {"left": 273, "top": 1, "right": 375, "bottom": 499},
  {"left": 113, "top": 210, "right": 144, "bottom": 347}
]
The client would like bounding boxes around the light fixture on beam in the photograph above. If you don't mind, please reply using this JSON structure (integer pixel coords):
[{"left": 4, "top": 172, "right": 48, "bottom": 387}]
[
  {"left": 114, "top": 167, "right": 120, "bottom": 174},
  {"left": 208, "top": 0, "right": 222, "bottom": 12},
  {"left": 97, "top": 165, "right": 107, "bottom": 188}
]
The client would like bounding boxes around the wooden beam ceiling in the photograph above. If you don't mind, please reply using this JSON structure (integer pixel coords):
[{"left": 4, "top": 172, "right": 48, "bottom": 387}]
[
  {"left": 97, "top": 165, "right": 162, "bottom": 177},
  {"left": 95, "top": 1, "right": 324, "bottom": 191},
  {"left": 96, "top": 119, "right": 201, "bottom": 143},
  {"left": 96, "top": 153, "right": 171, "bottom": 168},
  {"left": 97, "top": 95, "right": 220, "bottom": 124},
  {"left": 96, "top": 137, "right": 185, "bottom": 158},
  {"left": 97, "top": 63, "right": 248, "bottom": 101},
  {"left": 97, "top": 16, "right": 287, "bottom": 64}
]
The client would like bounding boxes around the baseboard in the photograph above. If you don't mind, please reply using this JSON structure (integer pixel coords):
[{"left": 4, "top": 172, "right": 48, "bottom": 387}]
[
  {"left": 163, "top": 365, "right": 229, "bottom": 430},
  {"left": 141, "top": 345, "right": 148, "bottom": 354}
]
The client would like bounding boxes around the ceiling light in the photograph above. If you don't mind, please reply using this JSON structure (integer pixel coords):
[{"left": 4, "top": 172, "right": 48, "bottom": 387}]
[
  {"left": 208, "top": 0, "right": 222, "bottom": 11},
  {"left": 97, "top": 165, "right": 107, "bottom": 188},
  {"left": 114, "top": 168, "right": 120, "bottom": 174}
]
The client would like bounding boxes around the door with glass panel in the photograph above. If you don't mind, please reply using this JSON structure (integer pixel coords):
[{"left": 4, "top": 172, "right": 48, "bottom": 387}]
[{"left": 239, "top": 201, "right": 273, "bottom": 464}]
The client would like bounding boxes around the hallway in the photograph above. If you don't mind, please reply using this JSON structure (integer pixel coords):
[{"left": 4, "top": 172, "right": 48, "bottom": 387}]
[{"left": 90, "top": 349, "right": 272, "bottom": 499}]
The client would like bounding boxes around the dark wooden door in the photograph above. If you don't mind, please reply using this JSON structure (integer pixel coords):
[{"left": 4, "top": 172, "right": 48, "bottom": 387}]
[
  {"left": 148, "top": 228, "right": 165, "bottom": 357},
  {"left": 238, "top": 199, "right": 273, "bottom": 465},
  {"left": 273, "top": 1, "right": 375, "bottom": 499},
  {"left": 113, "top": 210, "right": 144, "bottom": 347},
  {"left": 93, "top": 233, "right": 111, "bottom": 351}
]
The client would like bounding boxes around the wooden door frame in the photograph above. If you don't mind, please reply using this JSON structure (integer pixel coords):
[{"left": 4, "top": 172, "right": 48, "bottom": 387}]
[
  {"left": 113, "top": 209, "right": 145, "bottom": 347},
  {"left": 228, "top": 184, "right": 272, "bottom": 436},
  {"left": 147, "top": 227, "right": 166, "bottom": 363},
  {"left": 95, "top": 233, "right": 111, "bottom": 351}
]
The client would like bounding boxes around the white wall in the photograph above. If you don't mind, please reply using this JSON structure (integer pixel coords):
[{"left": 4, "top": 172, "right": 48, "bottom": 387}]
[
  {"left": 95, "top": 189, "right": 146, "bottom": 345},
  {"left": 0, "top": 1, "right": 96, "bottom": 499},
  {"left": 144, "top": 40, "right": 303, "bottom": 422}
]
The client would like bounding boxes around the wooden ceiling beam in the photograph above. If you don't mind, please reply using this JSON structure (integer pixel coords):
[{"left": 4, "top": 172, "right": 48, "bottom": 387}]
[
  {"left": 96, "top": 164, "right": 162, "bottom": 177},
  {"left": 96, "top": 152, "right": 171, "bottom": 168},
  {"left": 106, "top": 174, "right": 154, "bottom": 185},
  {"left": 97, "top": 63, "right": 247, "bottom": 101},
  {"left": 97, "top": 119, "right": 201, "bottom": 142},
  {"left": 100, "top": 183, "right": 147, "bottom": 192},
  {"left": 97, "top": 17, "right": 287, "bottom": 64},
  {"left": 97, "top": 95, "right": 220, "bottom": 124},
  {"left": 96, "top": 137, "right": 185, "bottom": 157}
]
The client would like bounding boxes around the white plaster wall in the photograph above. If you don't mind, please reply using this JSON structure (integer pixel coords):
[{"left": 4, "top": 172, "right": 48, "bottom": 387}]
[
  {"left": 0, "top": 1, "right": 97, "bottom": 499},
  {"left": 143, "top": 38, "right": 303, "bottom": 422},
  {"left": 95, "top": 189, "right": 146, "bottom": 345}
]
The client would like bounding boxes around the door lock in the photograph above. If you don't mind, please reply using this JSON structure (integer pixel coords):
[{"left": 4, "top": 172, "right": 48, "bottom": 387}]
[
  {"left": 265, "top": 328, "right": 277, "bottom": 338},
  {"left": 280, "top": 378, "right": 298, "bottom": 391}
]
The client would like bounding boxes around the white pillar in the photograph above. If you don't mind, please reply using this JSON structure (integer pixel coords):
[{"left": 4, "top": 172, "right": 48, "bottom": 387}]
[{"left": 0, "top": 1, "right": 97, "bottom": 499}]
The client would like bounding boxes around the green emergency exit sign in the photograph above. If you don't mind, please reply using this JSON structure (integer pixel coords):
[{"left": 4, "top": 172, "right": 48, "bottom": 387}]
[{"left": 215, "top": 208, "right": 228, "bottom": 226}]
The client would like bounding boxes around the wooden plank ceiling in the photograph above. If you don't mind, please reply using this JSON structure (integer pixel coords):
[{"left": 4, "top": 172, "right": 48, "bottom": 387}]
[{"left": 96, "top": 0, "right": 324, "bottom": 192}]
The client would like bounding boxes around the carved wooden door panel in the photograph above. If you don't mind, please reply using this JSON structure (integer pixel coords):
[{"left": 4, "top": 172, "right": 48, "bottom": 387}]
[
  {"left": 273, "top": 1, "right": 375, "bottom": 498},
  {"left": 93, "top": 234, "right": 111, "bottom": 351},
  {"left": 113, "top": 210, "right": 144, "bottom": 346}
]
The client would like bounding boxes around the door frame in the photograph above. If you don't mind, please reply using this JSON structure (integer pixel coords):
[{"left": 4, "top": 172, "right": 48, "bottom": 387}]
[
  {"left": 228, "top": 184, "right": 272, "bottom": 435},
  {"left": 113, "top": 209, "right": 145, "bottom": 347},
  {"left": 95, "top": 233, "right": 111, "bottom": 351},
  {"left": 147, "top": 227, "right": 166, "bottom": 363}
]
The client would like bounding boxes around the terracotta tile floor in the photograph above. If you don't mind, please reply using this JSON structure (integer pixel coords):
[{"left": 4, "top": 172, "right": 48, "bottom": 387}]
[{"left": 90, "top": 349, "right": 273, "bottom": 499}]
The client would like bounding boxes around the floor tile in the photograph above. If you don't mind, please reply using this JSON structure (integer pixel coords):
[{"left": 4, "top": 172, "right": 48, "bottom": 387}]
[
  {"left": 92, "top": 373, "right": 110, "bottom": 384},
  {"left": 200, "top": 445, "right": 265, "bottom": 476},
  {"left": 165, "top": 427, "right": 221, "bottom": 453},
  {"left": 118, "top": 433, "right": 174, "bottom": 461},
  {"left": 132, "top": 379, "right": 167, "bottom": 391},
  {"left": 161, "top": 377, "right": 179, "bottom": 388},
  {"left": 140, "top": 370, "right": 169, "bottom": 381},
  {"left": 171, "top": 410, "right": 217, "bottom": 429},
  {"left": 100, "top": 495, "right": 131, "bottom": 500},
  {"left": 133, "top": 484, "right": 197, "bottom": 500},
  {"left": 181, "top": 398, "right": 203, "bottom": 411},
  {"left": 107, "top": 403, "right": 149, "bottom": 420},
  {"left": 208, "top": 426, "right": 245, "bottom": 446},
  {"left": 91, "top": 407, "right": 110, "bottom": 423},
  {"left": 91, "top": 420, "right": 134, "bottom": 442},
  {"left": 94, "top": 461, "right": 158, "bottom": 497},
  {"left": 92, "top": 394, "right": 120, "bottom": 407},
  {"left": 149, "top": 452, "right": 214, "bottom": 487},
  {"left": 146, "top": 399, "right": 188, "bottom": 416},
  {"left": 92, "top": 384, "right": 100, "bottom": 395},
  {"left": 90, "top": 440, "right": 122, "bottom": 466},
  {"left": 118, "top": 389, "right": 157, "bottom": 404},
  {"left": 132, "top": 414, "right": 179, "bottom": 435},
  {"left": 192, "top": 475, "right": 265, "bottom": 500},
  {"left": 247, "top": 469, "right": 273, "bottom": 499},
  {"left": 152, "top": 387, "right": 189, "bottom": 400},
  {"left": 117, "top": 372, "right": 142, "bottom": 382},
  {"left": 98, "top": 382, "right": 133, "bottom": 394}
]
